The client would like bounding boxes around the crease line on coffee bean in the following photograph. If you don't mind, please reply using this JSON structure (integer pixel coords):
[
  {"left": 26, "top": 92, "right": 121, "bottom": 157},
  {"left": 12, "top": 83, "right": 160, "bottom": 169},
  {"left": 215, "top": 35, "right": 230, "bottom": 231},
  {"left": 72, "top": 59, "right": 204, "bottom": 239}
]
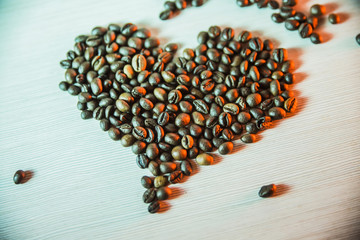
[{"left": 59, "top": 23, "right": 298, "bottom": 213}]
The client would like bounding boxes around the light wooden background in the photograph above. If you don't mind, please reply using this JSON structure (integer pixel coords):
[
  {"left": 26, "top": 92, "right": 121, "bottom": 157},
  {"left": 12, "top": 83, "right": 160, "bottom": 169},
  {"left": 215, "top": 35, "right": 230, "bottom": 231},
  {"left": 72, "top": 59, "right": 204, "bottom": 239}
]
[{"left": 0, "top": 0, "right": 359, "bottom": 239}]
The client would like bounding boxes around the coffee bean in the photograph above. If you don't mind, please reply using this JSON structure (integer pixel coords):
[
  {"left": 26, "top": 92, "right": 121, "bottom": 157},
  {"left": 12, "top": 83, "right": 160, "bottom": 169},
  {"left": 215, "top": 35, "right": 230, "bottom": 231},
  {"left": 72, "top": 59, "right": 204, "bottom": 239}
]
[
  {"left": 193, "top": 99, "right": 209, "bottom": 114},
  {"left": 136, "top": 154, "right": 150, "bottom": 169},
  {"left": 165, "top": 133, "right": 181, "bottom": 145},
  {"left": 160, "top": 9, "right": 173, "bottom": 20},
  {"left": 249, "top": 37, "right": 263, "bottom": 52},
  {"left": 141, "top": 176, "right": 153, "bottom": 189},
  {"left": 218, "top": 142, "right": 233, "bottom": 155},
  {"left": 108, "top": 127, "right": 121, "bottom": 141},
  {"left": 100, "top": 119, "right": 110, "bottom": 131},
  {"left": 196, "top": 153, "right": 213, "bottom": 165},
  {"left": 146, "top": 143, "right": 159, "bottom": 160},
  {"left": 258, "top": 184, "right": 276, "bottom": 198},
  {"left": 121, "top": 134, "right": 135, "bottom": 147},
  {"left": 356, "top": 34, "right": 360, "bottom": 46},
  {"left": 132, "top": 141, "right": 147, "bottom": 154},
  {"left": 268, "top": 107, "right": 287, "bottom": 119},
  {"left": 13, "top": 170, "right": 26, "bottom": 184},
  {"left": 310, "top": 33, "right": 322, "bottom": 44},
  {"left": 148, "top": 201, "right": 160, "bottom": 214},
  {"left": 160, "top": 162, "right": 177, "bottom": 174},
  {"left": 223, "top": 103, "right": 240, "bottom": 115},
  {"left": 132, "top": 126, "right": 147, "bottom": 140},
  {"left": 180, "top": 161, "right": 193, "bottom": 176},
  {"left": 171, "top": 146, "right": 187, "bottom": 160},
  {"left": 271, "top": 13, "right": 285, "bottom": 23},
  {"left": 272, "top": 48, "right": 288, "bottom": 63},
  {"left": 221, "top": 27, "right": 234, "bottom": 41},
  {"left": 328, "top": 13, "right": 340, "bottom": 24},
  {"left": 236, "top": 0, "right": 250, "bottom": 7},
  {"left": 246, "top": 93, "right": 262, "bottom": 107},
  {"left": 268, "top": 0, "right": 279, "bottom": 9},
  {"left": 181, "top": 135, "right": 194, "bottom": 150},
  {"left": 143, "top": 188, "right": 157, "bottom": 203},
  {"left": 285, "top": 20, "right": 300, "bottom": 31},
  {"left": 154, "top": 176, "right": 168, "bottom": 188},
  {"left": 169, "top": 170, "right": 184, "bottom": 184},
  {"left": 241, "top": 133, "right": 256, "bottom": 143},
  {"left": 148, "top": 161, "right": 160, "bottom": 176},
  {"left": 256, "top": 116, "right": 272, "bottom": 130},
  {"left": 310, "top": 4, "right": 326, "bottom": 17},
  {"left": 131, "top": 54, "right": 147, "bottom": 73},
  {"left": 199, "top": 138, "right": 212, "bottom": 152},
  {"left": 284, "top": 97, "right": 297, "bottom": 112},
  {"left": 156, "top": 187, "right": 172, "bottom": 200},
  {"left": 219, "top": 112, "right": 232, "bottom": 127},
  {"left": 298, "top": 23, "right": 313, "bottom": 38}
]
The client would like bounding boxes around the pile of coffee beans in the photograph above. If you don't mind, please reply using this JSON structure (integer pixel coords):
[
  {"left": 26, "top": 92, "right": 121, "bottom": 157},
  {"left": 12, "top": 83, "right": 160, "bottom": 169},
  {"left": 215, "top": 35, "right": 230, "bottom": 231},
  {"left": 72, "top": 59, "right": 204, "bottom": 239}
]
[
  {"left": 59, "top": 23, "right": 297, "bottom": 213},
  {"left": 159, "top": 0, "right": 205, "bottom": 20}
]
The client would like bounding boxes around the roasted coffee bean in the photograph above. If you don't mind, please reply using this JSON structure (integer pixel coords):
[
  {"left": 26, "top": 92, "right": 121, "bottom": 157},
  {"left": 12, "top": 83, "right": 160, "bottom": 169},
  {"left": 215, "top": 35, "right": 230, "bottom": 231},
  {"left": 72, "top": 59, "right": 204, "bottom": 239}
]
[
  {"left": 256, "top": 116, "right": 272, "bottom": 130},
  {"left": 175, "top": 113, "right": 190, "bottom": 128},
  {"left": 198, "top": 138, "right": 212, "bottom": 152},
  {"left": 193, "top": 99, "right": 209, "bottom": 114},
  {"left": 181, "top": 135, "right": 194, "bottom": 149},
  {"left": 284, "top": 97, "right": 297, "bottom": 112},
  {"left": 218, "top": 112, "right": 232, "bottom": 127},
  {"left": 196, "top": 153, "right": 213, "bottom": 165},
  {"left": 160, "top": 162, "right": 177, "bottom": 174},
  {"left": 108, "top": 127, "right": 121, "bottom": 140},
  {"left": 181, "top": 161, "right": 193, "bottom": 176},
  {"left": 131, "top": 54, "right": 147, "bottom": 73},
  {"left": 285, "top": 20, "right": 300, "bottom": 31},
  {"left": 100, "top": 119, "right": 110, "bottom": 131},
  {"left": 168, "top": 90, "right": 182, "bottom": 104},
  {"left": 141, "top": 176, "right": 153, "bottom": 189},
  {"left": 268, "top": 0, "right": 279, "bottom": 9},
  {"left": 273, "top": 96, "right": 285, "bottom": 107},
  {"left": 158, "top": 112, "right": 170, "bottom": 126},
  {"left": 328, "top": 13, "right": 340, "bottom": 24},
  {"left": 223, "top": 103, "right": 240, "bottom": 115},
  {"left": 133, "top": 126, "right": 147, "bottom": 140},
  {"left": 236, "top": 0, "right": 250, "bottom": 7},
  {"left": 222, "top": 128, "right": 234, "bottom": 141},
  {"left": 356, "top": 34, "right": 360, "bottom": 46},
  {"left": 169, "top": 170, "right": 184, "bottom": 184},
  {"left": 271, "top": 13, "right": 285, "bottom": 23},
  {"left": 160, "top": 152, "right": 172, "bottom": 162},
  {"left": 148, "top": 201, "right": 160, "bottom": 214},
  {"left": 13, "top": 170, "right": 26, "bottom": 184},
  {"left": 220, "top": 27, "right": 234, "bottom": 41},
  {"left": 165, "top": 133, "right": 181, "bottom": 145},
  {"left": 246, "top": 93, "right": 262, "bottom": 107},
  {"left": 218, "top": 142, "right": 233, "bottom": 155},
  {"left": 156, "top": 187, "right": 172, "bottom": 200},
  {"left": 188, "top": 147, "right": 199, "bottom": 159},
  {"left": 59, "top": 81, "right": 69, "bottom": 91},
  {"left": 272, "top": 48, "right": 288, "bottom": 63},
  {"left": 258, "top": 184, "right": 276, "bottom": 198},
  {"left": 160, "top": 9, "right": 173, "bottom": 20},
  {"left": 146, "top": 143, "right": 159, "bottom": 160},
  {"left": 80, "top": 110, "right": 92, "bottom": 119},
  {"left": 249, "top": 108, "right": 264, "bottom": 120},
  {"left": 245, "top": 122, "right": 258, "bottom": 134},
  {"left": 237, "top": 112, "right": 251, "bottom": 124},
  {"left": 143, "top": 188, "right": 157, "bottom": 203},
  {"left": 310, "top": 33, "right": 322, "bottom": 44},
  {"left": 171, "top": 146, "right": 187, "bottom": 160},
  {"left": 132, "top": 141, "right": 147, "bottom": 154},
  {"left": 241, "top": 133, "right": 256, "bottom": 143},
  {"left": 310, "top": 4, "right": 326, "bottom": 17},
  {"left": 249, "top": 37, "right": 263, "bottom": 52},
  {"left": 137, "top": 154, "right": 150, "bottom": 169},
  {"left": 268, "top": 107, "right": 287, "bottom": 119},
  {"left": 298, "top": 23, "right": 313, "bottom": 38},
  {"left": 148, "top": 161, "right": 160, "bottom": 176}
]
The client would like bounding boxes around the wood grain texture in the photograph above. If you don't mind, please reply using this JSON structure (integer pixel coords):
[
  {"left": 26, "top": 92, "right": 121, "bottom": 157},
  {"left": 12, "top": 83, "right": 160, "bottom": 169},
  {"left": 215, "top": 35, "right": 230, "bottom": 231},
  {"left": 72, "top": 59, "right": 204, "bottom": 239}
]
[{"left": 0, "top": 0, "right": 359, "bottom": 239}]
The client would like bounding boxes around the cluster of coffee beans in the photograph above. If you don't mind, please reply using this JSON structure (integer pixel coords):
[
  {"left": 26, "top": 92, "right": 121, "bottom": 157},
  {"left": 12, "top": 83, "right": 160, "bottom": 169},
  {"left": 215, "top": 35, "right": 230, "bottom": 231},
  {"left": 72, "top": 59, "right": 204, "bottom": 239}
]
[
  {"left": 159, "top": 0, "right": 205, "bottom": 20},
  {"left": 59, "top": 23, "right": 297, "bottom": 213}
]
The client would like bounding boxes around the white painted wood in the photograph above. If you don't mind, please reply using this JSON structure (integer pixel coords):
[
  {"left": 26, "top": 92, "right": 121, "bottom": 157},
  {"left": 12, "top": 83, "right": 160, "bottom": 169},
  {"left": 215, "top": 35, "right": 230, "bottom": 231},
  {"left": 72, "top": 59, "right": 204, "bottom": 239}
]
[{"left": 0, "top": 0, "right": 359, "bottom": 239}]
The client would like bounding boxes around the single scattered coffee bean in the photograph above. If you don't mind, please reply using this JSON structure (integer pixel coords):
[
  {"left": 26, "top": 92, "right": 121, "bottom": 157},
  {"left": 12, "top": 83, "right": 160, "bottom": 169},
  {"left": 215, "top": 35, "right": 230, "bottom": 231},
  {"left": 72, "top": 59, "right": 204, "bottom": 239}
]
[
  {"left": 156, "top": 187, "right": 172, "bottom": 200},
  {"left": 328, "top": 14, "right": 340, "bottom": 24},
  {"left": 141, "top": 176, "right": 153, "bottom": 189},
  {"left": 13, "top": 170, "right": 26, "bottom": 184},
  {"left": 148, "top": 201, "right": 160, "bottom": 214},
  {"left": 310, "top": 4, "right": 326, "bottom": 17},
  {"left": 258, "top": 184, "right": 277, "bottom": 198},
  {"left": 271, "top": 13, "right": 284, "bottom": 23},
  {"left": 298, "top": 23, "right": 313, "bottom": 38},
  {"left": 196, "top": 153, "right": 214, "bottom": 165}
]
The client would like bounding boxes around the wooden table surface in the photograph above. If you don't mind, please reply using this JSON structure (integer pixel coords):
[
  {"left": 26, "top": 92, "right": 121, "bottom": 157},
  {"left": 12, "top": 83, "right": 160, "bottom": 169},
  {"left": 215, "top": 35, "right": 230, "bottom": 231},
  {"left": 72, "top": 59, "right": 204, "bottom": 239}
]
[{"left": 1, "top": 0, "right": 359, "bottom": 239}]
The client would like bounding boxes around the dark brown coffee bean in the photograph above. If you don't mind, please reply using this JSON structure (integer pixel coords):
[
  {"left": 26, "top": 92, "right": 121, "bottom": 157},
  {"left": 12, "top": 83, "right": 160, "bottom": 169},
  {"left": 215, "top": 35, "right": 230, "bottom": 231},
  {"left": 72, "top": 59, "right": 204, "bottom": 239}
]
[
  {"left": 199, "top": 138, "right": 212, "bottom": 152},
  {"left": 156, "top": 187, "right": 172, "bottom": 200},
  {"left": 137, "top": 154, "right": 150, "bottom": 169},
  {"left": 219, "top": 112, "right": 232, "bottom": 127},
  {"left": 143, "top": 188, "right": 157, "bottom": 203},
  {"left": 256, "top": 116, "right": 272, "bottom": 130},
  {"left": 148, "top": 201, "right": 160, "bottom": 214},
  {"left": 310, "top": 4, "right": 326, "bottom": 17},
  {"left": 171, "top": 146, "right": 187, "bottom": 160},
  {"left": 218, "top": 142, "right": 233, "bottom": 155},
  {"left": 196, "top": 153, "right": 214, "bottom": 165},
  {"left": 299, "top": 23, "right": 313, "bottom": 38},
  {"left": 181, "top": 135, "right": 194, "bottom": 149},
  {"left": 222, "top": 128, "right": 234, "bottom": 141},
  {"left": 310, "top": 33, "right": 322, "bottom": 44},
  {"left": 148, "top": 161, "right": 160, "bottom": 176},
  {"left": 272, "top": 48, "right": 288, "bottom": 63},
  {"left": 160, "top": 162, "right": 177, "bottom": 174},
  {"left": 271, "top": 13, "right": 285, "bottom": 23},
  {"left": 285, "top": 20, "right": 300, "bottom": 31},
  {"left": 268, "top": 107, "right": 287, "bottom": 119},
  {"left": 141, "top": 176, "right": 153, "bottom": 189},
  {"left": 158, "top": 112, "right": 170, "bottom": 126},
  {"left": 284, "top": 97, "right": 297, "bottom": 112},
  {"left": 169, "top": 170, "right": 184, "bottom": 184},
  {"left": 180, "top": 161, "right": 193, "bottom": 176},
  {"left": 133, "top": 126, "right": 147, "bottom": 140},
  {"left": 132, "top": 141, "right": 147, "bottom": 154},
  {"left": 13, "top": 170, "right": 26, "bottom": 184},
  {"left": 258, "top": 184, "right": 276, "bottom": 198},
  {"left": 146, "top": 143, "right": 159, "bottom": 160},
  {"left": 241, "top": 133, "right": 256, "bottom": 143},
  {"left": 193, "top": 99, "right": 209, "bottom": 114}
]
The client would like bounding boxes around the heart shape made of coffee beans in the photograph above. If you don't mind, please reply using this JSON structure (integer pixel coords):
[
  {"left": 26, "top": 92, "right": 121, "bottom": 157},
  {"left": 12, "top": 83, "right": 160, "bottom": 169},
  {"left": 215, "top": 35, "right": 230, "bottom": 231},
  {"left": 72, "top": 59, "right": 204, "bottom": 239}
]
[{"left": 59, "top": 23, "right": 298, "bottom": 213}]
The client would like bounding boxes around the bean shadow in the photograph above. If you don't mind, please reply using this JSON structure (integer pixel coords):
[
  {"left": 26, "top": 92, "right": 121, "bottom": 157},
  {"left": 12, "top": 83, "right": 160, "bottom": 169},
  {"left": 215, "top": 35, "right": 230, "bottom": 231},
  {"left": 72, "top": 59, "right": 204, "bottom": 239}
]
[
  {"left": 22, "top": 170, "right": 34, "bottom": 184},
  {"left": 274, "top": 183, "right": 291, "bottom": 197},
  {"left": 323, "top": 2, "right": 339, "bottom": 14},
  {"left": 168, "top": 186, "right": 185, "bottom": 200},
  {"left": 157, "top": 201, "right": 171, "bottom": 213},
  {"left": 337, "top": 12, "right": 350, "bottom": 24}
]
